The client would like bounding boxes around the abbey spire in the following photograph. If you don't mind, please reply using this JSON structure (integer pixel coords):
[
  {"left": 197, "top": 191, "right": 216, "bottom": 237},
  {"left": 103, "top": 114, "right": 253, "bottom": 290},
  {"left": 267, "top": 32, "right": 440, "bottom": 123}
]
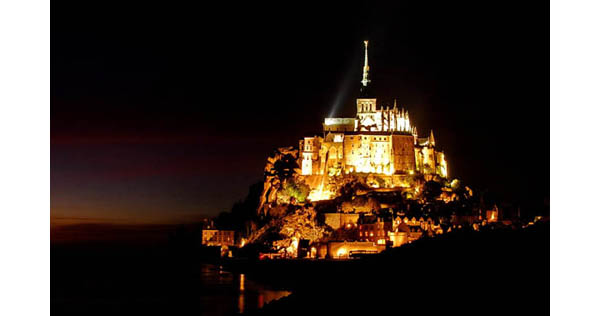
[{"left": 361, "top": 40, "right": 371, "bottom": 87}]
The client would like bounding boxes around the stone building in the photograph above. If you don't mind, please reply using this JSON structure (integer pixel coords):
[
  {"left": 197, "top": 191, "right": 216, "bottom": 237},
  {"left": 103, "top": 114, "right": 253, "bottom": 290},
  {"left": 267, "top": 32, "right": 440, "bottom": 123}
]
[
  {"left": 298, "top": 41, "right": 448, "bottom": 198},
  {"left": 326, "top": 241, "right": 383, "bottom": 259},
  {"left": 358, "top": 216, "right": 393, "bottom": 245},
  {"left": 201, "top": 229, "right": 235, "bottom": 247},
  {"left": 322, "top": 213, "right": 360, "bottom": 230}
]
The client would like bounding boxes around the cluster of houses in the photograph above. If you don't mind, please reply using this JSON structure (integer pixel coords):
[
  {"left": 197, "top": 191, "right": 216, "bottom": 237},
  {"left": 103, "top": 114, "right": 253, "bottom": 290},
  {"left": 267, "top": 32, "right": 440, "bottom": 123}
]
[{"left": 199, "top": 205, "right": 509, "bottom": 260}]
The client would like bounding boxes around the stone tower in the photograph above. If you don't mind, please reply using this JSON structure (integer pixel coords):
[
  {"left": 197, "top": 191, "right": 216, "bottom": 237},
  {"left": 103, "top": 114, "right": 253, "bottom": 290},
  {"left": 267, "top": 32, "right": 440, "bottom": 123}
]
[{"left": 356, "top": 40, "right": 377, "bottom": 131}]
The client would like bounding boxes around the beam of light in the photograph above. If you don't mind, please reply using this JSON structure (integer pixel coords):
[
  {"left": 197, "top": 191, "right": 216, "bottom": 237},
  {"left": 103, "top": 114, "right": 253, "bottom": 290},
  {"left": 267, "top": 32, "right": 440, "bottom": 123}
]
[{"left": 328, "top": 51, "right": 361, "bottom": 118}]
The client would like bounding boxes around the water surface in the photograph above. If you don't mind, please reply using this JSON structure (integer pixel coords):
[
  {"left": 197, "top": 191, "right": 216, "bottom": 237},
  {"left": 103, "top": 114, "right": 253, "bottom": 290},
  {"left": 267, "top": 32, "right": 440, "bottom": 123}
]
[{"left": 51, "top": 247, "right": 291, "bottom": 316}]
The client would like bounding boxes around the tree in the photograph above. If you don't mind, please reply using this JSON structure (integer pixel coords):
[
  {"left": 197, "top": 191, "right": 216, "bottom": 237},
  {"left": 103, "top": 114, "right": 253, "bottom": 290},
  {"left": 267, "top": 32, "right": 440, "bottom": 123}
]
[
  {"left": 276, "top": 178, "right": 310, "bottom": 204},
  {"left": 284, "top": 178, "right": 310, "bottom": 203}
]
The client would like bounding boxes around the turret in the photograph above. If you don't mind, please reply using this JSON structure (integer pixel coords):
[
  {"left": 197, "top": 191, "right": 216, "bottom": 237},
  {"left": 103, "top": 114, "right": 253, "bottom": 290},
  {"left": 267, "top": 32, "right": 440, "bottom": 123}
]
[
  {"left": 413, "top": 127, "right": 418, "bottom": 144},
  {"left": 356, "top": 40, "right": 376, "bottom": 123},
  {"left": 429, "top": 130, "right": 436, "bottom": 147}
]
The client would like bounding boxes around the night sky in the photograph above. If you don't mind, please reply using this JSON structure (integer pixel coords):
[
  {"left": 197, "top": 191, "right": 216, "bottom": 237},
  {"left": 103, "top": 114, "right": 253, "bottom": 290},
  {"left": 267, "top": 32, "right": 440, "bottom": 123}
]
[{"left": 51, "top": 2, "right": 549, "bottom": 229}]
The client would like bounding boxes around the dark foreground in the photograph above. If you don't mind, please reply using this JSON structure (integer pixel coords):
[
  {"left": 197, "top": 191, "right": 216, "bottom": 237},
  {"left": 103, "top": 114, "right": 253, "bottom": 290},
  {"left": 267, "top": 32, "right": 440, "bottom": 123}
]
[
  {"left": 51, "top": 243, "right": 292, "bottom": 315},
  {"left": 230, "top": 223, "right": 549, "bottom": 316},
  {"left": 52, "top": 223, "right": 548, "bottom": 315}
]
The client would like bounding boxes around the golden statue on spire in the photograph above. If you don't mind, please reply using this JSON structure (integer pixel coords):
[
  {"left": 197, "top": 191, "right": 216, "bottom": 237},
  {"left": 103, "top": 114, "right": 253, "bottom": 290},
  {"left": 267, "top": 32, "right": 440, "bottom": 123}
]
[{"left": 361, "top": 40, "right": 370, "bottom": 87}]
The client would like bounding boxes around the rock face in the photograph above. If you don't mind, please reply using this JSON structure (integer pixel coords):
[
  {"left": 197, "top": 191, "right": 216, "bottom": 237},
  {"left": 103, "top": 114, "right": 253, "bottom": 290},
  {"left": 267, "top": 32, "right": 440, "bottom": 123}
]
[
  {"left": 258, "top": 147, "right": 300, "bottom": 216},
  {"left": 277, "top": 206, "right": 326, "bottom": 244},
  {"left": 252, "top": 147, "right": 328, "bottom": 255},
  {"left": 257, "top": 146, "right": 428, "bottom": 217},
  {"left": 250, "top": 145, "right": 461, "bottom": 254},
  {"left": 249, "top": 205, "right": 327, "bottom": 257}
]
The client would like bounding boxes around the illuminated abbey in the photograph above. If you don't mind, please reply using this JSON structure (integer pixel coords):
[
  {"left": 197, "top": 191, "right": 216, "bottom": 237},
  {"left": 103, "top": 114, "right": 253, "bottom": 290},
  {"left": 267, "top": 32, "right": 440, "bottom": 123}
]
[
  {"left": 298, "top": 41, "right": 448, "bottom": 200},
  {"left": 218, "top": 41, "right": 517, "bottom": 261}
]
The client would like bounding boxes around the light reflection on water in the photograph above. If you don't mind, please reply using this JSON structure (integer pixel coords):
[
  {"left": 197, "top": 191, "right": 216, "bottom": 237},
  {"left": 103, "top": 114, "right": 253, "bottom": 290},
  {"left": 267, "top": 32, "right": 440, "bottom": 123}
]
[{"left": 200, "top": 264, "right": 292, "bottom": 315}]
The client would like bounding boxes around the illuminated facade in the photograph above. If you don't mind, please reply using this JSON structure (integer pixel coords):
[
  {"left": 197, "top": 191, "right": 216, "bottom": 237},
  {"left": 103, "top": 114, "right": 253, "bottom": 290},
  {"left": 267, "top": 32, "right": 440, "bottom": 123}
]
[
  {"left": 299, "top": 41, "right": 449, "bottom": 182},
  {"left": 201, "top": 229, "right": 235, "bottom": 247},
  {"left": 326, "top": 241, "right": 383, "bottom": 259},
  {"left": 359, "top": 217, "right": 392, "bottom": 245}
]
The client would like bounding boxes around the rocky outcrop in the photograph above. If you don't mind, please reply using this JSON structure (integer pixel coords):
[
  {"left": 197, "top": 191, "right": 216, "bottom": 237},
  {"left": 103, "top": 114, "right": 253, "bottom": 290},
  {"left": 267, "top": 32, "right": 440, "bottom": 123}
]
[
  {"left": 277, "top": 206, "right": 326, "bottom": 244},
  {"left": 248, "top": 205, "right": 328, "bottom": 255},
  {"left": 258, "top": 147, "right": 300, "bottom": 216}
]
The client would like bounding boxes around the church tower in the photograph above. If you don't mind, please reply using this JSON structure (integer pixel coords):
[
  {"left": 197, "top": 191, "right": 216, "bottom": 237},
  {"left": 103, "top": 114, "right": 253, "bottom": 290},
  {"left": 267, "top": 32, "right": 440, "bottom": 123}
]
[{"left": 356, "top": 40, "right": 377, "bottom": 131}]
